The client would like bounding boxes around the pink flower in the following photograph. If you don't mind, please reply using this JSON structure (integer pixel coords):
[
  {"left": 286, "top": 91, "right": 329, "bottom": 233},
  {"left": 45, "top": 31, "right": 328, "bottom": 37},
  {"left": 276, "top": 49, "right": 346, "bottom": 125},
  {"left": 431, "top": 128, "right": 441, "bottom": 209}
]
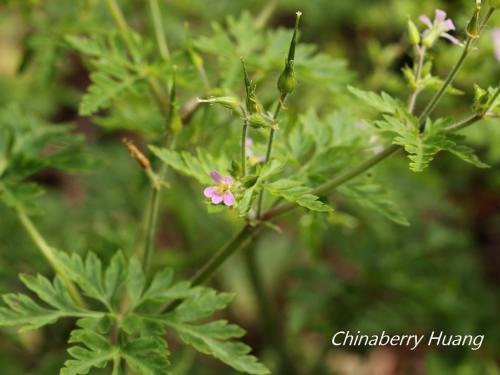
[
  {"left": 203, "top": 171, "right": 235, "bottom": 206},
  {"left": 420, "top": 9, "right": 460, "bottom": 47},
  {"left": 492, "top": 28, "right": 500, "bottom": 62}
]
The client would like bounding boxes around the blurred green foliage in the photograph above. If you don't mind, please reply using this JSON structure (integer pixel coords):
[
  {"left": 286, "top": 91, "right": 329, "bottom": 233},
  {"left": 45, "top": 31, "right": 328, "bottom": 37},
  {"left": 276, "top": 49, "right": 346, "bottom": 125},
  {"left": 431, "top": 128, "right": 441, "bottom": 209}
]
[{"left": 0, "top": 0, "right": 499, "bottom": 374}]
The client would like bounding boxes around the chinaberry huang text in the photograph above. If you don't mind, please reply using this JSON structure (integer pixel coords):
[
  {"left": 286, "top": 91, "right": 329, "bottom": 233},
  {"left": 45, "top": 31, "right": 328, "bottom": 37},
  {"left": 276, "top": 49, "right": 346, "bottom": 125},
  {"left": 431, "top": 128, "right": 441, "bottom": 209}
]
[{"left": 331, "top": 331, "right": 484, "bottom": 351}]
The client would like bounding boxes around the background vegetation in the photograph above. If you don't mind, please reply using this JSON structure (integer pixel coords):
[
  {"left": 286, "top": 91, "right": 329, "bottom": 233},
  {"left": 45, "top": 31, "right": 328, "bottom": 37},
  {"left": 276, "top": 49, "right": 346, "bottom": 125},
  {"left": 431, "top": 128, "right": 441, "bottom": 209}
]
[{"left": 0, "top": 0, "right": 499, "bottom": 374}]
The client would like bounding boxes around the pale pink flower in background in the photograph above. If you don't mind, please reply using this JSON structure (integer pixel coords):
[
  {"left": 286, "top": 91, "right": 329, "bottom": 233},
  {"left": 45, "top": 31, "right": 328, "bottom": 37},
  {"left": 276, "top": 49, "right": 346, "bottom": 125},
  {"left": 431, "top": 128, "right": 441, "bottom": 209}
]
[
  {"left": 420, "top": 9, "right": 460, "bottom": 46},
  {"left": 245, "top": 138, "right": 265, "bottom": 165},
  {"left": 203, "top": 171, "right": 235, "bottom": 206},
  {"left": 492, "top": 28, "right": 500, "bottom": 62}
]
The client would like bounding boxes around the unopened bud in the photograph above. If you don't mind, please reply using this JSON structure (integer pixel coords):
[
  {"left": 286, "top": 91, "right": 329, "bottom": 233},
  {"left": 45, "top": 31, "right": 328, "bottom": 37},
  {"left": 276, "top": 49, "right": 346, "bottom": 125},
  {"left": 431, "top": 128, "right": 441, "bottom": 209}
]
[
  {"left": 466, "top": 5, "right": 481, "bottom": 39},
  {"left": 407, "top": 19, "right": 421, "bottom": 45},
  {"left": 123, "top": 138, "right": 151, "bottom": 170},
  {"left": 198, "top": 96, "right": 242, "bottom": 115},
  {"left": 277, "top": 61, "right": 296, "bottom": 95},
  {"left": 277, "top": 11, "right": 302, "bottom": 96}
]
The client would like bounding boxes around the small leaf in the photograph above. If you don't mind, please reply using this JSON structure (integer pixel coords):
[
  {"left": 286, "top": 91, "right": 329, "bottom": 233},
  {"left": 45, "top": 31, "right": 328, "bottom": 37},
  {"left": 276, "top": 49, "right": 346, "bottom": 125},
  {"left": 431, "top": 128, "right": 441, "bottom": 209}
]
[
  {"left": 121, "top": 336, "right": 171, "bottom": 375},
  {"left": 348, "top": 86, "right": 401, "bottom": 114},
  {"left": 61, "top": 329, "right": 117, "bottom": 375},
  {"left": 265, "top": 179, "right": 332, "bottom": 212}
]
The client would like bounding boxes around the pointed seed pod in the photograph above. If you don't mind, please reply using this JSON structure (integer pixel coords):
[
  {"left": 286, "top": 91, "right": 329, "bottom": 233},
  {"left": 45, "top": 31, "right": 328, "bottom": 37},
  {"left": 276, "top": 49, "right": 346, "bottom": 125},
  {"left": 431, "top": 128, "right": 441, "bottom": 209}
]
[
  {"left": 466, "top": 5, "right": 481, "bottom": 39},
  {"left": 277, "top": 11, "right": 302, "bottom": 96}
]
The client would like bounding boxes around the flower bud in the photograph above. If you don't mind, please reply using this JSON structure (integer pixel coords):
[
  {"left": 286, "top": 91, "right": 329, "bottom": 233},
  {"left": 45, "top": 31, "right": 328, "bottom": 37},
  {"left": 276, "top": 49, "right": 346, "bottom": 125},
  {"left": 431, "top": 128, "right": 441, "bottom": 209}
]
[
  {"left": 198, "top": 96, "right": 243, "bottom": 116},
  {"left": 277, "top": 11, "right": 302, "bottom": 96},
  {"left": 466, "top": 5, "right": 481, "bottom": 39},
  {"left": 407, "top": 19, "right": 421, "bottom": 45}
]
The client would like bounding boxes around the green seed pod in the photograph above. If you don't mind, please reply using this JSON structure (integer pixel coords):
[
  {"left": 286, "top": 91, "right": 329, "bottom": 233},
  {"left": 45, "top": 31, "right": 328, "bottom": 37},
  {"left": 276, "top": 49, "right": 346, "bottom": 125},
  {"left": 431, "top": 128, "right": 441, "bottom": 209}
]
[
  {"left": 277, "top": 61, "right": 296, "bottom": 95},
  {"left": 407, "top": 19, "right": 421, "bottom": 45},
  {"left": 277, "top": 11, "right": 302, "bottom": 96},
  {"left": 466, "top": 5, "right": 481, "bottom": 39}
]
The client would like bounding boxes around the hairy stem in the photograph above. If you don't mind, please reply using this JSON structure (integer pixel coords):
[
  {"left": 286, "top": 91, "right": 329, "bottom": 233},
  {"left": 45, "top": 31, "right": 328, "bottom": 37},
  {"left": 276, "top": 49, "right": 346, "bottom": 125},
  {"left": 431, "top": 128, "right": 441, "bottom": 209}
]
[
  {"left": 255, "top": 94, "right": 287, "bottom": 217},
  {"left": 16, "top": 209, "right": 85, "bottom": 307},
  {"left": 418, "top": 38, "right": 471, "bottom": 126},
  {"left": 408, "top": 45, "right": 426, "bottom": 113}
]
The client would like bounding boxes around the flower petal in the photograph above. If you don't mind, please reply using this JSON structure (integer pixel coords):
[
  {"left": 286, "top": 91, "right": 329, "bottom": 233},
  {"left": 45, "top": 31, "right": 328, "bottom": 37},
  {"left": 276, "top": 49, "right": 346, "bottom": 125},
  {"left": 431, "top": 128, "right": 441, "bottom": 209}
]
[
  {"left": 223, "top": 192, "right": 235, "bottom": 206},
  {"left": 442, "top": 33, "right": 460, "bottom": 45},
  {"left": 419, "top": 15, "right": 433, "bottom": 28},
  {"left": 204, "top": 186, "right": 216, "bottom": 198},
  {"left": 435, "top": 9, "right": 447, "bottom": 22},
  {"left": 211, "top": 194, "right": 224, "bottom": 204},
  {"left": 222, "top": 176, "right": 233, "bottom": 186},
  {"left": 210, "top": 171, "right": 222, "bottom": 183},
  {"left": 444, "top": 19, "right": 455, "bottom": 31}
]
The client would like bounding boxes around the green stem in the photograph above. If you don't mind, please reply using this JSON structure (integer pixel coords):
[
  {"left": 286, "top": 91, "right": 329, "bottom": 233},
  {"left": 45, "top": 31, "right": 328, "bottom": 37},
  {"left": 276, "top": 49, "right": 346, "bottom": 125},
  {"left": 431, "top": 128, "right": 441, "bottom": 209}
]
[
  {"left": 241, "top": 118, "right": 249, "bottom": 177},
  {"left": 255, "top": 94, "right": 287, "bottom": 217},
  {"left": 263, "top": 144, "right": 401, "bottom": 220},
  {"left": 418, "top": 38, "right": 472, "bottom": 126},
  {"left": 244, "top": 247, "right": 297, "bottom": 374},
  {"left": 408, "top": 45, "right": 426, "bottom": 113},
  {"left": 442, "top": 114, "right": 481, "bottom": 133},
  {"left": 142, "top": 183, "right": 162, "bottom": 273},
  {"left": 163, "top": 225, "right": 258, "bottom": 312},
  {"left": 149, "top": 0, "right": 170, "bottom": 60},
  {"left": 16, "top": 209, "right": 86, "bottom": 308}
]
